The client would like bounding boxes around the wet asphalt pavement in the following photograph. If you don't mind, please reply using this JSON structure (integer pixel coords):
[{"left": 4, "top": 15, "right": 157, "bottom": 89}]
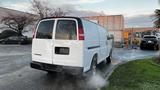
[{"left": 0, "top": 45, "right": 159, "bottom": 90}]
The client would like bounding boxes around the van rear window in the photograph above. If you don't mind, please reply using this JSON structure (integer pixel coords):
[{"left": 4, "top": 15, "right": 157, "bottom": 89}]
[
  {"left": 55, "top": 20, "right": 77, "bottom": 40},
  {"left": 36, "top": 20, "right": 54, "bottom": 39}
]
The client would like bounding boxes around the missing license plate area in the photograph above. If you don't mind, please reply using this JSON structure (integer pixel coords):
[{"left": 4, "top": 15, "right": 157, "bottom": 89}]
[{"left": 55, "top": 47, "right": 69, "bottom": 55}]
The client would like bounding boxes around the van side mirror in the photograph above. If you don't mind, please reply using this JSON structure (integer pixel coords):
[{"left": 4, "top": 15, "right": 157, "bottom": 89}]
[{"left": 107, "top": 35, "right": 114, "bottom": 40}]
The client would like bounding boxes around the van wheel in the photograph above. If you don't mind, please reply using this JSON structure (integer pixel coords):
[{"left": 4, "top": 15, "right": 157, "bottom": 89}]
[
  {"left": 82, "top": 55, "right": 98, "bottom": 79},
  {"left": 89, "top": 55, "right": 97, "bottom": 76},
  {"left": 106, "top": 50, "right": 112, "bottom": 64},
  {"left": 106, "top": 55, "right": 111, "bottom": 64}
]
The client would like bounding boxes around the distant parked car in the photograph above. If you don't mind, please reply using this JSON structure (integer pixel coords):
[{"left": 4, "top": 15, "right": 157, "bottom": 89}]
[
  {"left": 0, "top": 36, "right": 28, "bottom": 44},
  {"left": 140, "top": 35, "right": 160, "bottom": 50}
]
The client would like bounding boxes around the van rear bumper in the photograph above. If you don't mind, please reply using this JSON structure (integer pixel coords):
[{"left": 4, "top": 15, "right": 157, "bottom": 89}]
[{"left": 30, "top": 61, "right": 83, "bottom": 75}]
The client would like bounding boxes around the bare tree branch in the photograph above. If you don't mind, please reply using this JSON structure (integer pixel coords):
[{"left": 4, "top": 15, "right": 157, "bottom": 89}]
[
  {"left": 30, "top": 0, "right": 71, "bottom": 19},
  {"left": 1, "top": 13, "right": 35, "bottom": 36}
]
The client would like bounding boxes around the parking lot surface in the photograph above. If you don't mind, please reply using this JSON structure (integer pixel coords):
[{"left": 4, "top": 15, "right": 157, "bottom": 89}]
[{"left": 0, "top": 45, "right": 159, "bottom": 90}]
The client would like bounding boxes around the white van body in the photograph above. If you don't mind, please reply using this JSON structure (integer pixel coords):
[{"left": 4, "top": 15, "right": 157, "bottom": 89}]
[{"left": 31, "top": 17, "right": 113, "bottom": 74}]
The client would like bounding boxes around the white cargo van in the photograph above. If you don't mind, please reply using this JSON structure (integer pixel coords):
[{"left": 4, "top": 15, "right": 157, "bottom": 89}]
[{"left": 31, "top": 17, "right": 113, "bottom": 75}]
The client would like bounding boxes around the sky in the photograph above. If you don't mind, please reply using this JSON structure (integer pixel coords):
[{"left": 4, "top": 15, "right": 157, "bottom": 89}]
[
  {"left": 0, "top": 0, "right": 159, "bottom": 28},
  {"left": 0, "top": 0, "right": 159, "bottom": 17}
]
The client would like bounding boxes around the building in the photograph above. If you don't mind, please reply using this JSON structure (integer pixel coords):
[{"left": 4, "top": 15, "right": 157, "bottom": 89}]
[{"left": 83, "top": 15, "right": 124, "bottom": 43}]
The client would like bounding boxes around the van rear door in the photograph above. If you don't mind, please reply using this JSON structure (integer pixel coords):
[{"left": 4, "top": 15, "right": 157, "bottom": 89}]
[
  {"left": 53, "top": 19, "right": 83, "bottom": 67},
  {"left": 32, "top": 19, "right": 55, "bottom": 64}
]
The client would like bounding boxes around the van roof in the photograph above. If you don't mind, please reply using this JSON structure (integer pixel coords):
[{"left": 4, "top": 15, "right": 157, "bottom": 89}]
[{"left": 41, "top": 16, "right": 81, "bottom": 20}]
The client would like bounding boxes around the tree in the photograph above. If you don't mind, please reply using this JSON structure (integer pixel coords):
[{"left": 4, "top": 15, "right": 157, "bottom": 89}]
[
  {"left": 1, "top": 13, "right": 35, "bottom": 36},
  {"left": 154, "top": 9, "right": 160, "bottom": 29},
  {"left": 30, "top": 0, "right": 71, "bottom": 19}
]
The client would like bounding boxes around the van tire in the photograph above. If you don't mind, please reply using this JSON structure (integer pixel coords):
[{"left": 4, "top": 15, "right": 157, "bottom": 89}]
[
  {"left": 106, "top": 49, "right": 112, "bottom": 64},
  {"left": 107, "top": 56, "right": 111, "bottom": 64},
  {"left": 87, "top": 55, "right": 97, "bottom": 76}
]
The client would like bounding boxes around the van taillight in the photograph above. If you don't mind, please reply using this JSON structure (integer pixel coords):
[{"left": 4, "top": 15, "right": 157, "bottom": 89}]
[
  {"left": 78, "top": 26, "right": 84, "bottom": 40},
  {"left": 32, "top": 28, "right": 36, "bottom": 38}
]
